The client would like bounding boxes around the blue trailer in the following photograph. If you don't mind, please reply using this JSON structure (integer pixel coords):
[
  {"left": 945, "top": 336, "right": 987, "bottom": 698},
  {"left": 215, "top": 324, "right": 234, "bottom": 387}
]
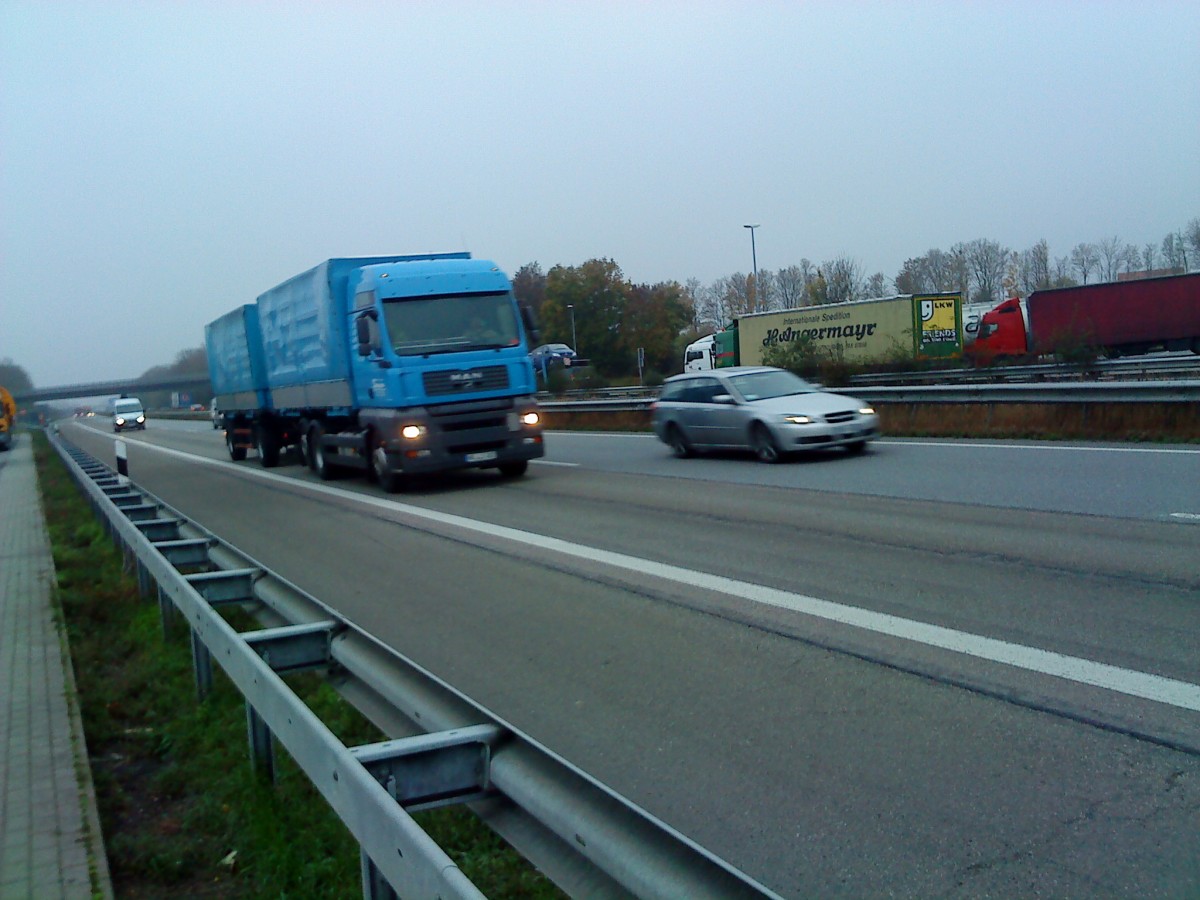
[{"left": 205, "top": 254, "right": 544, "bottom": 489}]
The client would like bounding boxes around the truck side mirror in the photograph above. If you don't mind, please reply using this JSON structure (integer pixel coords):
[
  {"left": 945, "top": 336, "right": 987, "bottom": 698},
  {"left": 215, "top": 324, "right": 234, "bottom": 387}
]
[{"left": 520, "top": 304, "right": 541, "bottom": 345}]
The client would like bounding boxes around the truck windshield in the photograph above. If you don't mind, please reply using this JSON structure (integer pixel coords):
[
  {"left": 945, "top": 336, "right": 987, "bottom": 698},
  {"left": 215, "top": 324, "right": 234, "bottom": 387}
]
[{"left": 382, "top": 291, "right": 521, "bottom": 356}]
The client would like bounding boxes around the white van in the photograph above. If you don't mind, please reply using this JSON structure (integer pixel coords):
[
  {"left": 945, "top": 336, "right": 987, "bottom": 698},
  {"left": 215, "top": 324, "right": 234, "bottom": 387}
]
[
  {"left": 683, "top": 335, "right": 716, "bottom": 372},
  {"left": 111, "top": 397, "right": 146, "bottom": 433}
]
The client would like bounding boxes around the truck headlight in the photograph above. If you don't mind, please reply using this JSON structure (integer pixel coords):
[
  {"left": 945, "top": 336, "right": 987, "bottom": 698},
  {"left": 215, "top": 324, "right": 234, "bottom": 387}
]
[
  {"left": 400, "top": 424, "right": 425, "bottom": 440},
  {"left": 521, "top": 411, "right": 540, "bottom": 426}
]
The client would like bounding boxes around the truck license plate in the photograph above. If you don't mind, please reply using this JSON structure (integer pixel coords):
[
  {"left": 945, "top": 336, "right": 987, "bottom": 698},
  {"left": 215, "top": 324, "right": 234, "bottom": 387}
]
[{"left": 466, "top": 451, "right": 498, "bottom": 463}]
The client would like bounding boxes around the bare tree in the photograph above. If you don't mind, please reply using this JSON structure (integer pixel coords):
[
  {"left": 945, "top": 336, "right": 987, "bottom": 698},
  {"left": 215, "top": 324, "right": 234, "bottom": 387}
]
[
  {"left": 775, "top": 265, "right": 809, "bottom": 308},
  {"left": 1070, "top": 242, "right": 1099, "bottom": 284},
  {"left": 822, "top": 255, "right": 863, "bottom": 303},
  {"left": 1016, "top": 239, "right": 1051, "bottom": 294},
  {"left": 1162, "top": 232, "right": 1188, "bottom": 272},
  {"left": 864, "top": 272, "right": 891, "bottom": 297},
  {"left": 1186, "top": 218, "right": 1200, "bottom": 267},
  {"left": 1098, "top": 235, "right": 1126, "bottom": 282},
  {"left": 958, "top": 238, "right": 1010, "bottom": 305},
  {"left": 1142, "top": 243, "right": 1158, "bottom": 272},
  {"left": 1052, "top": 255, "right": 1076, "bottom": 287},
  {"left": 1121, "top": 244, "right": 1140, "bottom": 274}
]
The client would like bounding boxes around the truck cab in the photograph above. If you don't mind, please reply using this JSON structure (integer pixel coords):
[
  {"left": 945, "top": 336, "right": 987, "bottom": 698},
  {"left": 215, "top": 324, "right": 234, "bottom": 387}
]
[{"left": 971, "top": 298, "right": 1029, "bottom": 360}]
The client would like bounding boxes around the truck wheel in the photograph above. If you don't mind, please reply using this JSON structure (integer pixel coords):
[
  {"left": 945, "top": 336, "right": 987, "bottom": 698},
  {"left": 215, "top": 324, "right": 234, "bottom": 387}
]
[
  {"left": 666, "top": 424, "right": 694, "bottom": 458},
  {"left": 255, "top": 424, "right": 281, "bottom": 468},
  {"left": 751, "top": 423, "right": 782, "bottom": 463},
  {"left": 498, "top": 461, "right": 528, "bottom": 478},
  {"left": 226, "top": 427, "right": 247, "bottom": 461},
  {"left": 309, "top": 423, "right": 334, "bottom": 480},
  {"left": 371, "top": 436, "right": 403, "bottom": 493},
  {"left": 297, "top": 419, "right": 312, "bottom": 467}
]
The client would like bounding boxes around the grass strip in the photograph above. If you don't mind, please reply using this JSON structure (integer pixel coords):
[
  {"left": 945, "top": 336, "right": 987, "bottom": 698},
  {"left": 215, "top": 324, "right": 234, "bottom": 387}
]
[{"left": 33, "top": 432, "right": 565, "bottom": 898}]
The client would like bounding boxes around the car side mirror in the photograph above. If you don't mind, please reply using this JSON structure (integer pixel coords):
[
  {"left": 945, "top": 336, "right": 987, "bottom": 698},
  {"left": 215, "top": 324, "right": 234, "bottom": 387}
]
[{"left": 713, "top": 393, "right": 736, "bottom": 405}]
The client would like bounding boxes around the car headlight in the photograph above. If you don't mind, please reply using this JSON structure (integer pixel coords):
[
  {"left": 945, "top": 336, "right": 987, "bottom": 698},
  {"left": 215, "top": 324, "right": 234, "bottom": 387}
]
[
  {"left": 400, "top": 424, "right": 426, "bottom": 440},
  {"left": 136, "top": 415, "right": 146, "bottom": 423},
  {"left": 115, "top": 417, "right": 126, "bottom": 425},
  {"left": 783, "top": 415, "right": 812, "bottom": 424},
  {"left": 859, "top": 407, "right": 875, "bottom": 416}
]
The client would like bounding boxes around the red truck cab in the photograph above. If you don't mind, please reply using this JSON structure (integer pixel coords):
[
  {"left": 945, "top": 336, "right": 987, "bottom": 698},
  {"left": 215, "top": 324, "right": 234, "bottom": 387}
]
[{"left": 971, "top": 297, "right": 1028, "bottom": 360}]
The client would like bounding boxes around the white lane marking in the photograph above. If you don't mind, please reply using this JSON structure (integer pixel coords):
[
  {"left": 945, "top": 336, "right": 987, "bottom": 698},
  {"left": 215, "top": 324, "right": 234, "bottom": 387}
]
[
  {"left": 116, "top": 435, "right": 1200, "bottom": 713},
  {"left": 532, "top": 459, "right": 580, "bottom": 467},
  {"left": 874, "top": 439, "right": 1200, "bottom": 455},
  {"left": 1170, "top": 513, "right": 1200, "bottom": 521}
]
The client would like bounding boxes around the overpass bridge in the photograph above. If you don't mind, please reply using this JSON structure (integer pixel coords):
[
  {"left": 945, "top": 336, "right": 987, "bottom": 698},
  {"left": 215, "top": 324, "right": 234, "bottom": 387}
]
[{"left": 15, "top": 374, "right": 212, "bottom": 405}]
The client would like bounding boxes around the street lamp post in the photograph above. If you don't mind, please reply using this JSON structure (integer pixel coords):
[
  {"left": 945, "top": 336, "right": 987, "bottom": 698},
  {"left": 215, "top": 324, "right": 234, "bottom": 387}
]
[
  {"left": 567, "top": 304, "right": 577, "bottom": 352},
  {"left": 744, "top": 224, "right": 760, "bottom": 312}
]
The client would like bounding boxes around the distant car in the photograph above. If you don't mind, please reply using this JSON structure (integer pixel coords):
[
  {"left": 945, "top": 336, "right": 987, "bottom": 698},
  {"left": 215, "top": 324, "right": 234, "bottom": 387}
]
[
  {"left": 111, "top": 397, "right": 146, "bottom": 433},
  {"left": 529, "top": 343, "right": 577, "bottom": 369},
  {"left": 190, "top": 403, "right": 205, "bottom": 412},
  {"left": 651, "top": 366, "right": 879, "bottom": 462}
]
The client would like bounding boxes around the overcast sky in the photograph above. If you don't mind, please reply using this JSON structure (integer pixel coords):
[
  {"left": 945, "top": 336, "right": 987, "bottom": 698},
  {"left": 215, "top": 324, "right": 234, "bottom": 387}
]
[{"left": 3, "top": 0, "right": 1197, "bottom": 387}]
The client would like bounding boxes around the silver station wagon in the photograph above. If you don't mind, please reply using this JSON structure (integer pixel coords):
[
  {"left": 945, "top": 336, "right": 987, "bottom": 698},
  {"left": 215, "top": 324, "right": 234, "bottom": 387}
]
[{"left": 651, "top": 366, "right": 879, "bottom": 462}]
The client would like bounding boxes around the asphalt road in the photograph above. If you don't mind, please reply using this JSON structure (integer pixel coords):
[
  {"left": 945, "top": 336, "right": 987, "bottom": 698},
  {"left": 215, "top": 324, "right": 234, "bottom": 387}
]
[{"left": 60, "top": 419, "right": 1200, "bottom": 898}]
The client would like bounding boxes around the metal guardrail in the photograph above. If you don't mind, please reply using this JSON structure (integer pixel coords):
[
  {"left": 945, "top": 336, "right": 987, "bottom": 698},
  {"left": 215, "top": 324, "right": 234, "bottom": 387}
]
[
  {"left": 845, "top": 355, "right": 1200, "bottom": 387},
  {"left": 538, "top": 380, "right": 1200, "bottom": 413},
  {"left": 49, "top": 430, "right": 781, "bottom": 900}
]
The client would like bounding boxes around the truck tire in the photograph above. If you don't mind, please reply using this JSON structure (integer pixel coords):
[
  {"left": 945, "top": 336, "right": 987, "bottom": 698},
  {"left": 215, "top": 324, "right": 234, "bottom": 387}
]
[
  {"left": 371, "top": 435, "right": 403, "bottom": 493},
  {"left": 255, "top": 424, "right": 281, "bottom": 468},
  {"left": 498, "top": 460, "right": 528, "bottom": 478},
  {"left": 297, "top": 419, "right": 312, "bottom": 468},
  {"left": 309, "top": 423, "right": 334, "bottom": 480},
  {"left": 226, "top": 427, "right": 247, "bottom": 461}
]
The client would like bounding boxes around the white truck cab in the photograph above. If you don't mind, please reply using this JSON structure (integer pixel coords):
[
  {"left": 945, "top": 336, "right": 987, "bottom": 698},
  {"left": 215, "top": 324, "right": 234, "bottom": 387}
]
[{"left": 683, "top": 335, "right": 716, "bottom": 372}]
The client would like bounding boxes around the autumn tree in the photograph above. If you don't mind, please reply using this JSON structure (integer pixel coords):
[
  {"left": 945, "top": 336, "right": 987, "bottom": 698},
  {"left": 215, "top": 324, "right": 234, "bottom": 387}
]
[
  {"left": 622, "top": 281, "right": 691, "bottom": 377},
  {"left": 0, "top": 358, "right": 34, "bottom": 393},
  {"left": 544, "top": 259, "right": 630, "bottom": 375},
  {"left": 511, "top": 262, "right": 548, "bottom": 317}
]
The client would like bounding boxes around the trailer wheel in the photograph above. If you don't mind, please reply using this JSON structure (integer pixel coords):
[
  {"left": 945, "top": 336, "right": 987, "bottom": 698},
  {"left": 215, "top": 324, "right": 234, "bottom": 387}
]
[
  {"left": 226, "top": 426, "right": 246, "bottom": 461},
  {"left": 309, "top": 423, "right": 334, "bottom": 480},
  {"left": 255, "top": 424, "right": 281, "bottom": 468},
  {"left": 297, "top": 419, "right": 312, "bottom": 467}
]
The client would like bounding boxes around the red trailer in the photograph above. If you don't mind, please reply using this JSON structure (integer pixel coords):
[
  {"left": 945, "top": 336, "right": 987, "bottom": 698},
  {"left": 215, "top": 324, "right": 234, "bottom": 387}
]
[{"left": 971, "top": 272, "right": 1200, "bottom": 360}]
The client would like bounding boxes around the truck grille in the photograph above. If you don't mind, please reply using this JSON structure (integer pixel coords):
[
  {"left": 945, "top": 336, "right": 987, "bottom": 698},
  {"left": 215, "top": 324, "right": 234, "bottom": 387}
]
[{"left": 423, "top": 366, "right": 510, "bottom": 396}]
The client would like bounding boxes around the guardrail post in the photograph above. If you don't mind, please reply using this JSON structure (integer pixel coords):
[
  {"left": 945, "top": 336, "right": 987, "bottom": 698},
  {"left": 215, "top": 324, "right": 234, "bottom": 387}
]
[
  {"left": 246, "top": 703, "right": 275, "bottom": 783},
  {"left": 361, "top": 853, "right": 400, "bottom": 900},
  {"left": 191, "top": 629, "right": 213, "bottom": 701},
  {"left": 158, "top": 584, "right": 176, "bottom": 638}
]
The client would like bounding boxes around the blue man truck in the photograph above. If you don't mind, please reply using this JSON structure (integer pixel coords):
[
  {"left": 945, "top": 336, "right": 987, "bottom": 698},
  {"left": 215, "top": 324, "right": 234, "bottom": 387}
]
[{"left": 205, "top": 254, "right": 544, "bottom": 491}]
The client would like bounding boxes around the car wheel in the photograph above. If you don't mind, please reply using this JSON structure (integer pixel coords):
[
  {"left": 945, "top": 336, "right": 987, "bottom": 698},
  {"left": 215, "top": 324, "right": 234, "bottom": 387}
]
[
  {"left": 751, "top": 423, "right": 782, "bottom": 463},
  {"left": 845, "top": 440, "right": 868, "bottom": 455},
  {"left": 666, "top": 424, "right": 694, "bottom": 458}
]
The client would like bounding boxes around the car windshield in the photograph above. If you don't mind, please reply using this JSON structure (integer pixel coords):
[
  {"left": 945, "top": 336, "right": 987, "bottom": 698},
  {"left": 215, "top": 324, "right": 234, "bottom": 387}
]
[
  {"left": 382, "top": 291, "right": 521, "bottom": 356},
  {"left": 113, "top": 400, "right": 143, "bottom": 412},
  {"left": 726, "top": 370, "right": 816, "bottom": 401}
]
